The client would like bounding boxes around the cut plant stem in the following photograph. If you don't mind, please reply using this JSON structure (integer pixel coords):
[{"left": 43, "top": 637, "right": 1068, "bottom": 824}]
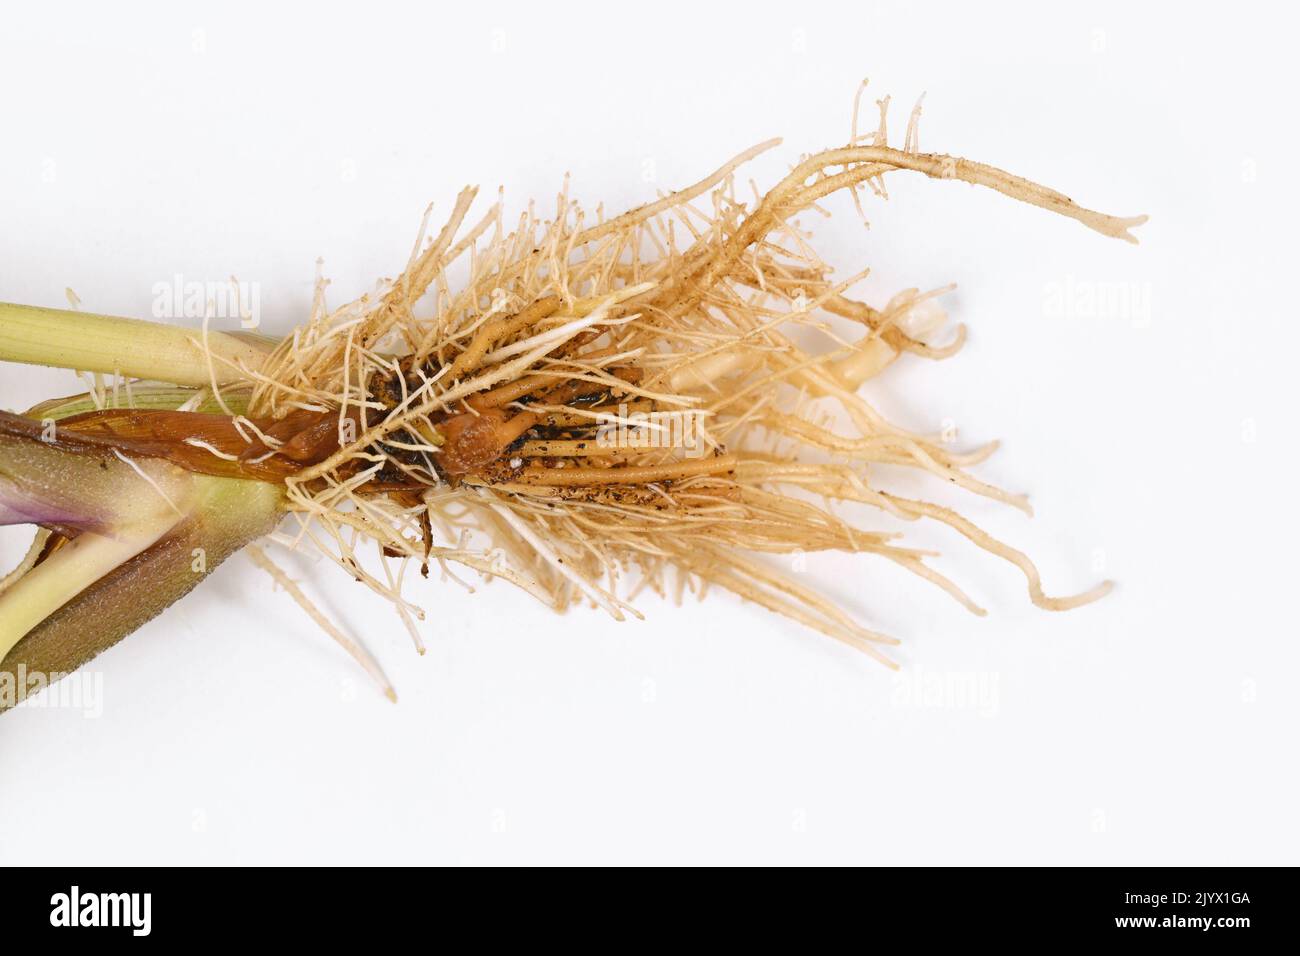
[
  {"left": 0, "top": 405, "right": 285, "bottom": 710},
  {"left": 0, "top": 301, "right": 269, "bottom": 386},
  {"left": 0, "top": 470, "right": 285, "bottom": 712},
  {"left": 0, "top": 515, "right": 180, "bottom": 660}
]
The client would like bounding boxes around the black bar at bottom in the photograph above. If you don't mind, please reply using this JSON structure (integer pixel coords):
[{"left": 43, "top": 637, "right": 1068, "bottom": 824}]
[{"left": 4, "top": 866, "right": 1285, "bottom": 943}]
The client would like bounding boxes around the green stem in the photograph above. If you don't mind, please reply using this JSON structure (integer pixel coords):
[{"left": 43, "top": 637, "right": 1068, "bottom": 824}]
[{"left": 0, "top": 301, "right": 268, "bottom": 386}]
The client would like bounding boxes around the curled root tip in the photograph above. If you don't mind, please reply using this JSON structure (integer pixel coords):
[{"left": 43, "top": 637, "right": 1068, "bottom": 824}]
[
  {"left": 1090, "top": 579, "right": 1116, "bottom": 602},
  {"left": 1035, "top": 578, "right": 1114, "bottom": 612}
]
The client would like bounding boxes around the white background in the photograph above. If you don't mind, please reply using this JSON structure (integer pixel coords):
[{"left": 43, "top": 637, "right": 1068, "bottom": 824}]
[{"left": 1, "top": 2, "right": 1295, "bottom": 865}]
